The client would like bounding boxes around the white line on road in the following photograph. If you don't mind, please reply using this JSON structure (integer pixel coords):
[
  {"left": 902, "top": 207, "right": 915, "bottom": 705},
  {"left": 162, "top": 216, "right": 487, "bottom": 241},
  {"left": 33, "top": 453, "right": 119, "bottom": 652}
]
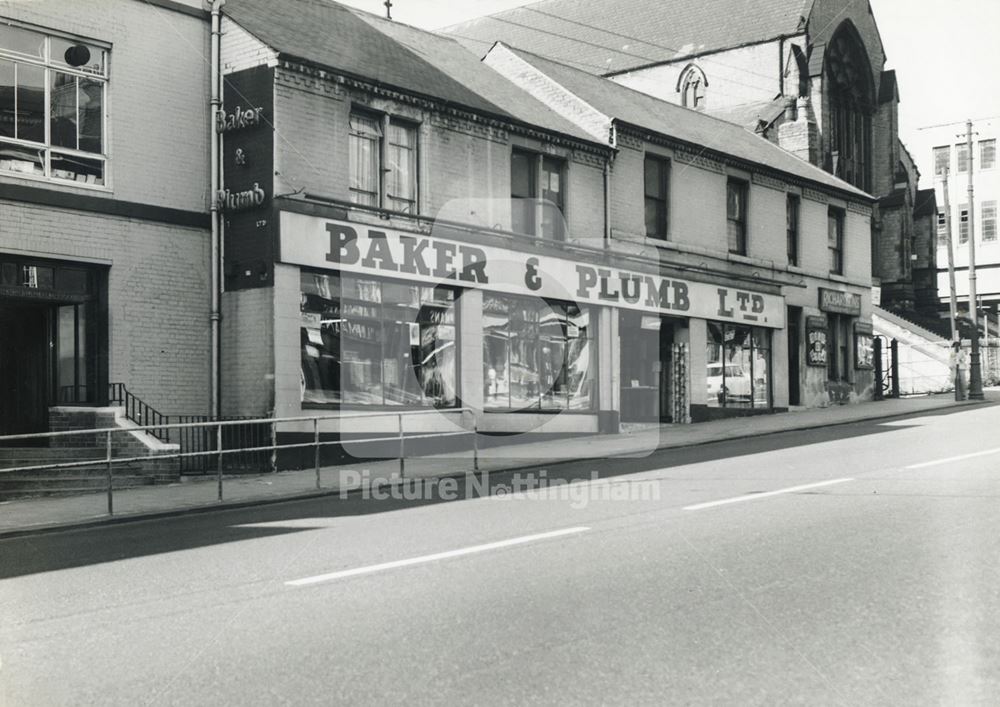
[
  {"left": 905, "top": 447, "right": 1000, "bottom": 470},
  {"left": 285, "top": 526, "right": 590, "bottom": 587},
  {"left": 682, "top": 478, "right": 855, "bottom": 511}
]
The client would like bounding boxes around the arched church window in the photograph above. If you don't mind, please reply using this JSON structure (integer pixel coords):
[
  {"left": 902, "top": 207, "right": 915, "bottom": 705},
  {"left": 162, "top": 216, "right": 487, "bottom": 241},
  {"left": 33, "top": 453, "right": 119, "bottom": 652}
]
[
  {"left": 678, "top": 64, "right": 708, "bottom": 110},
  {"left": 826, "top": 24, "right": 874, "bottom": 192}
]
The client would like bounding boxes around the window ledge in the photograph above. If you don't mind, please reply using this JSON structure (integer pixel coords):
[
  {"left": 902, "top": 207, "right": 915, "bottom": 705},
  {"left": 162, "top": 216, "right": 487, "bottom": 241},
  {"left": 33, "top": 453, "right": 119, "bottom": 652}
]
[{"left": 0, "top": 170, "right": 111, "bottom": 194}]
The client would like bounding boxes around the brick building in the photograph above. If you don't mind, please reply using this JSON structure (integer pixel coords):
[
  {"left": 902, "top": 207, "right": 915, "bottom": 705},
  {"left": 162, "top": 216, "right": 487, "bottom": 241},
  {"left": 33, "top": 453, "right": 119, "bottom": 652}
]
[
  {"left": 0, "top": 1, "right": 212, "bottom": 437},
  {"left": 446, "top": 0, "right": 938, "bottom": 315},
  {"left": 216, "top": 0, "right": 874, "bottom": 456}
]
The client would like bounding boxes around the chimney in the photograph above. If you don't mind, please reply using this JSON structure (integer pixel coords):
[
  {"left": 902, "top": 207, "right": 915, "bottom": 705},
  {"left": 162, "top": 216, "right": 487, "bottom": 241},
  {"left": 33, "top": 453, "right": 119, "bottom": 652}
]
[{"left": 778, "top": 96, "right": 820, "bottom": 166}]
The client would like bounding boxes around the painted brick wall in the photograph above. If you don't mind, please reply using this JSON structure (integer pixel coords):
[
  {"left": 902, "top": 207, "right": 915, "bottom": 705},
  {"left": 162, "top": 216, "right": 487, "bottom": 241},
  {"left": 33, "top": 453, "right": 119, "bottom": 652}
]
[
  {"left": 220, "top": 286, "right": 274, "bottom": 417},
  {"left": 0, "top": 0, "right": 211, "bottom": 212},
  {"left": 1, "top": 201, "right": 211, "bottom": 416}
]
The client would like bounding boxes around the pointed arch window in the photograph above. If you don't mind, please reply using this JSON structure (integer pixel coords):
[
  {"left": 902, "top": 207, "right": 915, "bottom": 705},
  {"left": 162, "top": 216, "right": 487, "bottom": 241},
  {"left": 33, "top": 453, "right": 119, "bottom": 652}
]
[
  {"left": 678, "top": 64, "right": 708, "bottom": 110},
  {"left": 826, "top": 24, "right": 873, "bottom": 192}
]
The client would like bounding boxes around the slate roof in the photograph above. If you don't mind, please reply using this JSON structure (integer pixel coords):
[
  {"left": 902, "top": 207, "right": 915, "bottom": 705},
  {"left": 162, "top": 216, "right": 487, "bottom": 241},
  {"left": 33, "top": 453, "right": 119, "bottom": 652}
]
[
  {"left": 224, "top": 0, "right": 604, "bottom": 147},
  {"left": 443, "top": 0, "right": 813, "bottom": 75},
  {"left": 501, "top": 46, "right": 871, "bottom": 200}
]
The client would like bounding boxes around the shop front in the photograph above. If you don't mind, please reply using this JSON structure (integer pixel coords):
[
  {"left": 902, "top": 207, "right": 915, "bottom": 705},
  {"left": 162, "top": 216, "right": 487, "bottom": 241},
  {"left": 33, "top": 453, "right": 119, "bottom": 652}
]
[{"left": 273, "top": 209, "right": 785, "bottom": 436}]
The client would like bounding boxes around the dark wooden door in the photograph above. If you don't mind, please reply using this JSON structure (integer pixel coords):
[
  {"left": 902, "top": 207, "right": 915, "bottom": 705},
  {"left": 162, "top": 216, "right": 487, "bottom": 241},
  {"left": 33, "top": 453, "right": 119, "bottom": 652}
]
[
  {"left": 787, "top": 306, "right": 801, "bottom": 406},
  {"left": 0, "top": 304, "right": 50, "bottom": 438}
]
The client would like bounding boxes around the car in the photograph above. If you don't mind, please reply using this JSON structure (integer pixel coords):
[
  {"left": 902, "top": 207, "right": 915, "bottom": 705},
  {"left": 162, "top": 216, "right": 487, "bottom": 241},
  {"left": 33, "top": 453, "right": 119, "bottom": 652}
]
[{"left": 706, "top": 363, "right": 752, "bottom": 403}]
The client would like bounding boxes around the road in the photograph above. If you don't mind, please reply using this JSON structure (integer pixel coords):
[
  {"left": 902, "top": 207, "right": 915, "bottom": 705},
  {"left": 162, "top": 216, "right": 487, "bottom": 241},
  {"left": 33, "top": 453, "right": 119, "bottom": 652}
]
[{"left": 2, "top": 403, "right": 1000, "bottom": 705}]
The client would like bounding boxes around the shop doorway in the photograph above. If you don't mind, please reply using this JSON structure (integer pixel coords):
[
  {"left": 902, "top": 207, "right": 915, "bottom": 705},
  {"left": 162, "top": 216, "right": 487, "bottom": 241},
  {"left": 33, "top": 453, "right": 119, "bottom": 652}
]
[
  {"left": 0, "top": 304, "right": 51, "bottom": 438},
  {"left": 787, "top": 306, "right": 802, "bottom": 406},
  {"left": 619, "top": 311, "right": 674, "bottom": 423}
]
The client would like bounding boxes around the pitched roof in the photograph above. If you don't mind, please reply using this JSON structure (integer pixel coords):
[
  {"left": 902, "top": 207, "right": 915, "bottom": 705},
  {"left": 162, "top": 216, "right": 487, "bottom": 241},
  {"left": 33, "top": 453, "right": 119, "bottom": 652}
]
[
  {"left": 443, "top": 0, "right": 813, "bottom": 75},
  {"left": 499, "top": 45, "right": 871, "bottom": 200},
  {"left": 223, "top": 0, "right": 604, "bottom": 147},
  {"left": 914, "top": 188, "right": 938, "bottom": 218}
]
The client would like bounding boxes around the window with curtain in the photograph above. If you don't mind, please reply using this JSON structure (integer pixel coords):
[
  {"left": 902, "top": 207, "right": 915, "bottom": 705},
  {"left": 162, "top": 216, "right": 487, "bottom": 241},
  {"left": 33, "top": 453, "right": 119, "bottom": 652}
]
[
  {"left": 644, "top": 155, "right": 669, "bottom": 239},
  {"left": 828, "top": 207, "right": 845, "bottom": 274},
  {"left": 300, "top": 271, "right": 456, "bottom": 407},
  {"left": 349, "top": 112, "right": 419, "bottom": 213},
  {"left": 0, "top": 23, "right": 107, "bottom": 184},
  {"left": 483, "top": 294, "right": 593, "bottom": 411},
  {"left": 726, "top": 179, "right": 748, "bottom": 255},
  {"left": 386, "top": 121, "right": 417, "bottom": 213}
]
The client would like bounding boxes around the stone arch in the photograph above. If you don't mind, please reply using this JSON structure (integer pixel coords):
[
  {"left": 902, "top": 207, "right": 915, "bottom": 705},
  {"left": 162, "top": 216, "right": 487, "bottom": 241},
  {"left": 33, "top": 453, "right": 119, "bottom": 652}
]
[
  {"left": 785, "top": 44, "right": 809, "bottom": 98},
  {"left": 824, "top": 20, "right": 875, "bottom": 191},
  {"left": 675, "top": 63, "right": 708, "bottom": 110}
]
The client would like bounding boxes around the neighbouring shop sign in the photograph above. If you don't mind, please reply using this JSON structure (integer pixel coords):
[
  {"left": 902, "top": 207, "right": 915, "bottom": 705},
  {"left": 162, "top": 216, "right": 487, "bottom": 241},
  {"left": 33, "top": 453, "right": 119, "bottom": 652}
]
[
  {"left": 855, "top": 321, "right": 874, "bottom": 369},
  {"left": 279, "top": 213, "right": 786, "bottom": 328},
  {"left": 819, "top": 287, "right": 862, "bottom": 316},
  {"left": 806, "top": 316, "right": 828, "bottom": 367}
]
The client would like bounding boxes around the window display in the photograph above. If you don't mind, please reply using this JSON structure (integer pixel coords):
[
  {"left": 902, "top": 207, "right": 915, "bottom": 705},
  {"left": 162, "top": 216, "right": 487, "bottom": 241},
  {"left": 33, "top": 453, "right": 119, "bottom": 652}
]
[
  {"left": 706, "top": 322, "right": 770, "bottom": 409},
  {"left": 300, "top": 271, "right": 456, "bottom": 407},
  {"left": 483, "top": 294, "right": 593, "bottom": 411}
]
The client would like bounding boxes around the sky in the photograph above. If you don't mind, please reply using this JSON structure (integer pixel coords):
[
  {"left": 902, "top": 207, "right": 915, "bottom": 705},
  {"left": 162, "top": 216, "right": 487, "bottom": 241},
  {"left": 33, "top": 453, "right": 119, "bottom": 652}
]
[{"left": 337, "top": 0, "right": 1000, "bottom": 184}]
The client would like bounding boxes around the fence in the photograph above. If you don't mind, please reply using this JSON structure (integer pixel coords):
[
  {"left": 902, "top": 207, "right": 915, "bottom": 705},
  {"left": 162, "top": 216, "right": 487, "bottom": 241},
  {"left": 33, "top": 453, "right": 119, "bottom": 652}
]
[{"left": 0, "top": 408, "right": 479, "bottom": 516}]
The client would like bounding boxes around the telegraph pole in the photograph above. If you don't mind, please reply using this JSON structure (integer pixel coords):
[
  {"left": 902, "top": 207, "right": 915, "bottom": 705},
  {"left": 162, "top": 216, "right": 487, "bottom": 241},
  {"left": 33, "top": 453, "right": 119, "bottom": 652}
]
[
  {"left": 941, "top": 168, "right": 962, "bottom": 399},
  {"left": 963, "top": 118, "right": 985, "bottom": 399}
]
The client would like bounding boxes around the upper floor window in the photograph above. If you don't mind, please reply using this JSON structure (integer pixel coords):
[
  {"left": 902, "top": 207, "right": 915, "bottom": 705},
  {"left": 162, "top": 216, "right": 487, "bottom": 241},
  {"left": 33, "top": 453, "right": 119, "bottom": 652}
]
[
  {"left": 933, "top": 146, "right": 950, "bottom": 176},
  {"left": 643, "top": 154, "right": 669, "bottom": 239},
  {"left": 0, "top": 22, "right": 107, "bottom": 185},
  {"left": 937, "top": 210, "right": 947, "bottom": 245},
  {"left": 511, "top": 149, "right": 565, "bottom": 240},
  {"left": 726, "top": 179, "right": 748, "bottom": 255},
  {"left": 956, "top": 143, "right": 969, "bottom": 173},
  {"left": 981, "top": 139, "right": 996, "bottom": 170},
  {"left": 982, "top": 201, "right": 997, "bottom": 242},
  {"left": 786, "top": 194, "right": 800, "bottom": 265},
  {"left": 958, "top": 205, "right": 969, "bottom": 244},
  {"left": 678, "top": 64, "right": 707, "bottom": 110},
  {"left": 828, "top": 207, "right": 845, "bottom": 274},
  {"left": 349, "top": 111, "right": 418, "bottom": 213}
]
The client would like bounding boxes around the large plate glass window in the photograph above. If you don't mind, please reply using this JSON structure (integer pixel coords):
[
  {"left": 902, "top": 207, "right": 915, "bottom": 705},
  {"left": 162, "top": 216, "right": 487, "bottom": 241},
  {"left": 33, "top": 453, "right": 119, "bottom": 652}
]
[
  {"left": 300, "top": 271, "right": 456, "bottom": 407},
  {"left": 706, "top": 322, "right": 771, "bottom": 409},
  {"left": 483, "top": 294, "right": 593, "bottom": 411},
  {"left": 0, "top": 22, "right": 107, "bottom": 185}
]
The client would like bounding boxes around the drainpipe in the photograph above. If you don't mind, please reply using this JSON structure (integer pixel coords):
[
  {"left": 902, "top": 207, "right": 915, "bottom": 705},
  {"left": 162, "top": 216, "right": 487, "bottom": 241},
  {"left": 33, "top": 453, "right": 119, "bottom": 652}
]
[
  {"left": 210, "top": 0, "right": 226, "bottom": 418},
  {"left": 604, "top": 123, "right": 617, "bottom": 248}
]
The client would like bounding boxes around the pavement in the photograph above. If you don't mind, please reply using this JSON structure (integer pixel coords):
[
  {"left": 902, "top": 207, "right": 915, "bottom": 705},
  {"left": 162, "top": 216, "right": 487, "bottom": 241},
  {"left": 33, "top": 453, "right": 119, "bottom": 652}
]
[{"left": 0, "top": 392, "right": 993, "bottom": 537}]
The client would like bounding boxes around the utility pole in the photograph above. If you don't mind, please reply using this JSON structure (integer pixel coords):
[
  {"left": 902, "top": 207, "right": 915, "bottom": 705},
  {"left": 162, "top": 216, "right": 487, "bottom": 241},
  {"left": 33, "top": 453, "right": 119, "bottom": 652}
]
[
  {"left": 942, "top": 168, "right": 962, "bottom": 399},
  {"left": 963, "top": 118, "right": 985, "bottom": 399}
]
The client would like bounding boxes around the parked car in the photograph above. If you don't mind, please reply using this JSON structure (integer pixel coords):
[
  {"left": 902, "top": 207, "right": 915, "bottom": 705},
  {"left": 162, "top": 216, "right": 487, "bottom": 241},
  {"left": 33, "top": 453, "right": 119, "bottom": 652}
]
[{"left": 706, "top": 363, "right": 752, "bottom": 403}]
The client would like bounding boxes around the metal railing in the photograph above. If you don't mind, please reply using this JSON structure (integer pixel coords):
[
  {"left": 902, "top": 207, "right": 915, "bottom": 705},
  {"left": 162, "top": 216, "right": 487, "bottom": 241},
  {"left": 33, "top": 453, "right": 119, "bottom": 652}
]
[
  {"left": 108, "top": 383, "right": 170, "bottom": 441},
  {"left": 0, "top": 408, "right": 479, "bottom": 516}
]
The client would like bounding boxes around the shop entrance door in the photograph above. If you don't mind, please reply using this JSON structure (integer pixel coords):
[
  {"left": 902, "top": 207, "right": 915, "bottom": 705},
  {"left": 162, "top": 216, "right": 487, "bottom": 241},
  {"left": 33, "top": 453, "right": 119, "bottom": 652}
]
[
  {"left": 787, "top": 306, "right": 802, "bottom": 406},
  {"left": 0, "top": 303, "right": 51, "bottom": 439},
  {"left": 619, "top": 311, "right": 674, "bottom": 423}
]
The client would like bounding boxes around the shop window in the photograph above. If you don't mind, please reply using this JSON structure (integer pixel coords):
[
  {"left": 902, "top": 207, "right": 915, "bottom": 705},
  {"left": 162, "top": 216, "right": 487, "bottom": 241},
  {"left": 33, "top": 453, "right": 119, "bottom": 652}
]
[
  {"left": 933, "top": 146, "right": 950, "bottom": 176},
  {"left": 981, "top": 139, "right": 996, "bottom": 170},
  {"left": 299, "top": 271, "right": 456, "bottom": 407},
  {"left": 827, "top": 314, "right": 851, "bottom": 382},
  {"left": 786, "top": 194, "right": 800, "bottom": 265},
  {"left": 0, "top": 23, "right": 107, "bottom": 185},
  {"left": 959, "top": 205, "right": 969, "bottom": 244},
  {"left": 644, "top": 154, "right": 669, "bottom": 239},
  {"left": 483, "top": 294, "right": 593, "bottom": 411},
  {"left": 349, "top": 111, "right": 418, "bottom": 213},
  {"left": 510, "top": 149, "right": 565, "bottom": 239},
  {"left": 706, "top": 322, "right": 771, "bottom": 409},
  {"left": 726, "top": 179, "right": 748, "bottom": 255},
  {"left": 828, "top": 207, "right": 845, "bottom": 274},
  {"left": 956, "top": 143, "right": 969, "bottom": 173},
  {"left": 983, "top": 201, "right": 997, "bottom": 242}
]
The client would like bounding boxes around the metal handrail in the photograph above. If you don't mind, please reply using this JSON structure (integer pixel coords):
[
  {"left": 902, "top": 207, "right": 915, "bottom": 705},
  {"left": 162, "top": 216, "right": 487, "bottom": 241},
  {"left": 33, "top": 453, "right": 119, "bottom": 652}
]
[
  {"left": 0, "top": 408, "right": 481, "bottom": 515},
  {"left": 108, "top": 383, "right": 171, "bottom": 442}
]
